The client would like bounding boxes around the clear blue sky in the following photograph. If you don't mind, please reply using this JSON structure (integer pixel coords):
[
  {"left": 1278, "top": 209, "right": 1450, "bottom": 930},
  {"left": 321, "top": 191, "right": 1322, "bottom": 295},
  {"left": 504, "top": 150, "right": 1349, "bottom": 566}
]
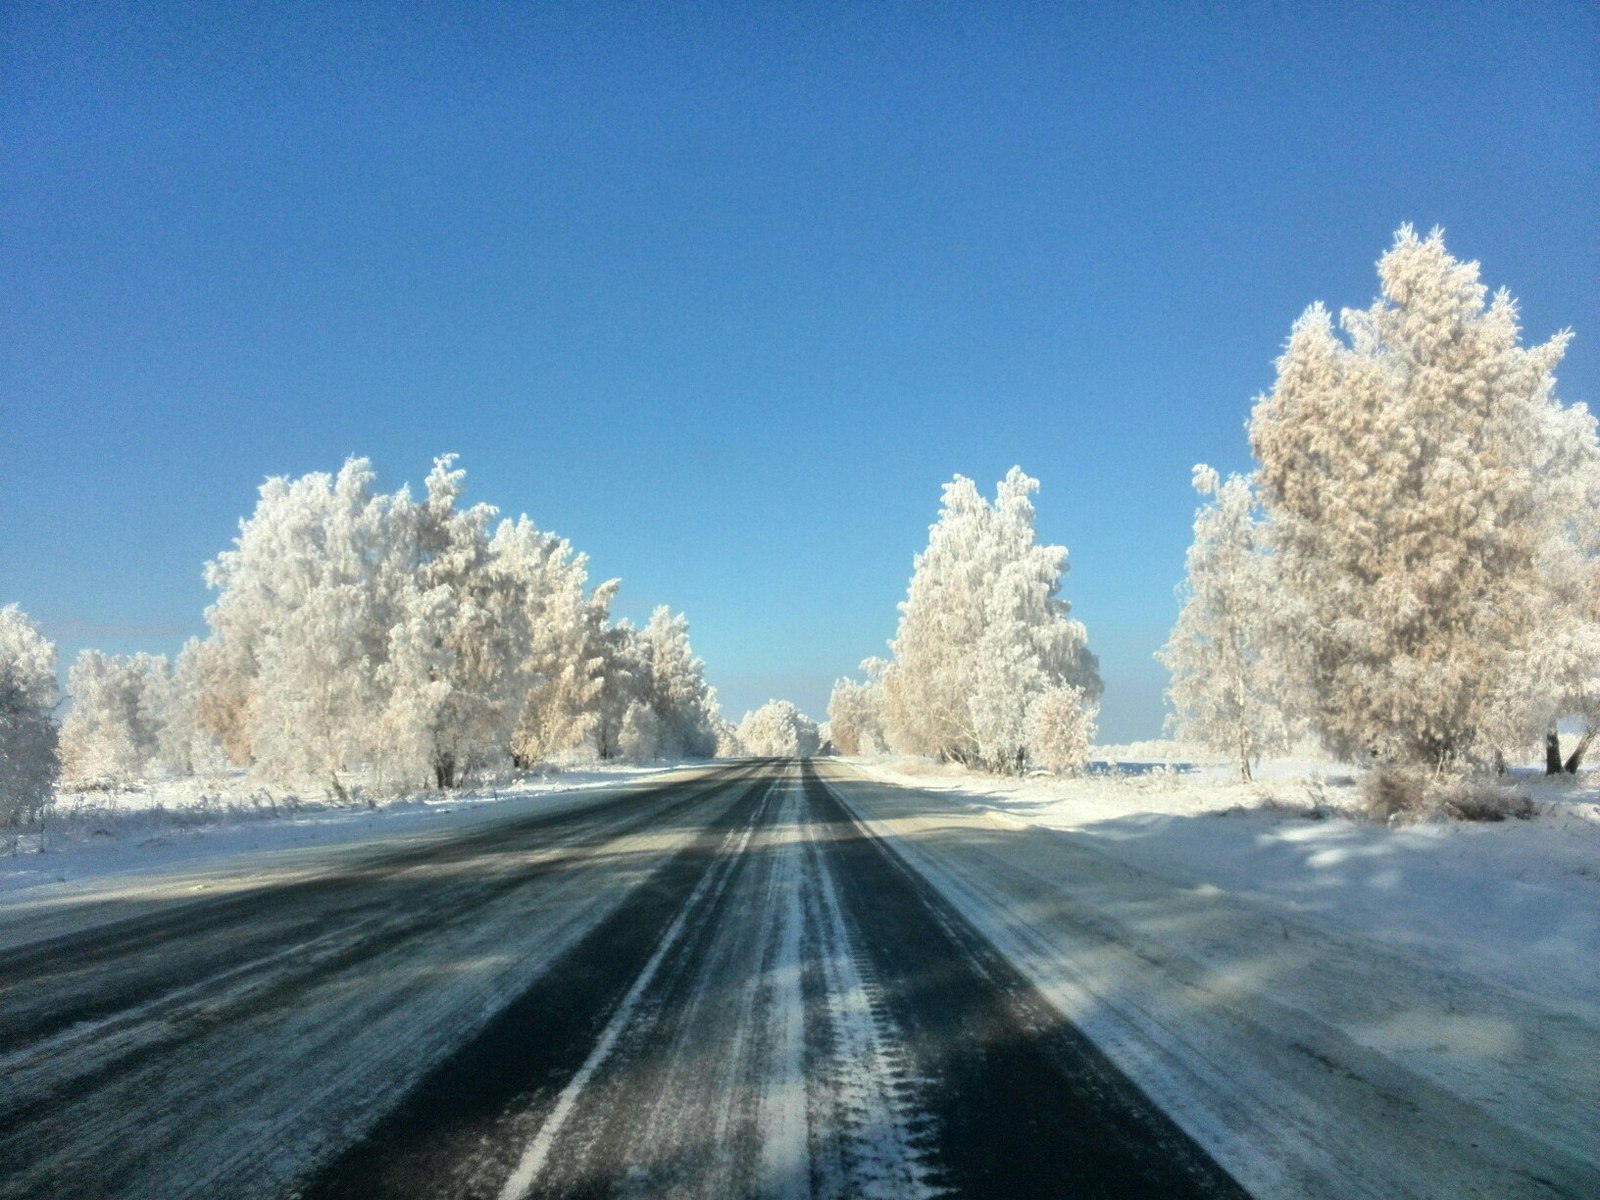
[{"left": 4, "top": 2, "right": 1596, "bottom": 740}]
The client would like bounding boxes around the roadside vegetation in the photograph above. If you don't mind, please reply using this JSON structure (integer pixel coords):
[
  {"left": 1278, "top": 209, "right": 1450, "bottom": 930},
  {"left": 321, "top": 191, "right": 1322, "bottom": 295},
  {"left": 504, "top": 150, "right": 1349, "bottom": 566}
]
[
  {"left": 6, "top": 227, "right": 1599, "bottom": 831},
  {"left": 832, "top": 228, "right": 1600, "bottom": 819}
]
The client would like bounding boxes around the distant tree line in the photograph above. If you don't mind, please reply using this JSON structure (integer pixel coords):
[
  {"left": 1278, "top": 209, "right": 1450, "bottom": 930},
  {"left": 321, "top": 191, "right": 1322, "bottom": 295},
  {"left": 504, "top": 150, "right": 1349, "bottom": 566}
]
[
  {"left": 830, "top": 228, "right": 1599, "bottom": 787},
  {"left": 6, "top": 226, "right": 1597, "bottom": 815}
]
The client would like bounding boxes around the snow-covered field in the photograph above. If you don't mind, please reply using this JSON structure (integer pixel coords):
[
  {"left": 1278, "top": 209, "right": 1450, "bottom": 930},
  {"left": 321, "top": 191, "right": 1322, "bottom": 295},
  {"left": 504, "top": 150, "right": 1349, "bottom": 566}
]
[{"left": 830, "top": 752, "right": 1600, "bottom": 1197}]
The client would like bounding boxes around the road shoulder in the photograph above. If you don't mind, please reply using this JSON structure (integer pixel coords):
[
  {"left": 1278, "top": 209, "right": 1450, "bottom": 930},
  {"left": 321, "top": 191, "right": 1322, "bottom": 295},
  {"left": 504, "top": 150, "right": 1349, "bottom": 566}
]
[{"left": 818, "top": 759, "right": 1600, "bottom": 1200}]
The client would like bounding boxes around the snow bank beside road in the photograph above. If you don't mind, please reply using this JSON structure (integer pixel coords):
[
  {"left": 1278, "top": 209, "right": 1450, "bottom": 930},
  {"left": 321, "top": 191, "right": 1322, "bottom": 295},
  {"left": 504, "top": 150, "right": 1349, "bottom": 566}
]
[
  {"left": 831, "top": 757, "right": 1600, "bottom": 1198},
  {"left": 0, "top": 763, "right": 703, "bottom": 928},
  {"left": 852, "top": 756, "right": 1600, "bottom": 1009}
]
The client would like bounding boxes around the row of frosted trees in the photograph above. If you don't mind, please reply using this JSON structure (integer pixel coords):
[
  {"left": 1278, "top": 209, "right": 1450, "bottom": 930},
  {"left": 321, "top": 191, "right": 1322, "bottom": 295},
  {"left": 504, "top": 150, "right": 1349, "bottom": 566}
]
[
  {"left": 828, "top": 227, "right": 1597, "bottom": 786},
  {"left": 7, "top": 227, "right": 1595, "bottom": 806},
  {"left": 827, "top": 467, "right": 1103, "bottom": 775},
  {"left": 41, "top": 456, "right": 730, "bottom": 803},
  {"left": 1162, "top": 227, "right": 1599, "bottom": 782}
]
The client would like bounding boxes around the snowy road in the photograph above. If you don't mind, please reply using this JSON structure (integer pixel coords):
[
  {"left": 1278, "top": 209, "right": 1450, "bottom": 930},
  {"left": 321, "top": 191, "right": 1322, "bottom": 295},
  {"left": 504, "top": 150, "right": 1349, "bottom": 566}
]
[{"left": 0, "top": 759, "right": 1242, "bottom": 1199}]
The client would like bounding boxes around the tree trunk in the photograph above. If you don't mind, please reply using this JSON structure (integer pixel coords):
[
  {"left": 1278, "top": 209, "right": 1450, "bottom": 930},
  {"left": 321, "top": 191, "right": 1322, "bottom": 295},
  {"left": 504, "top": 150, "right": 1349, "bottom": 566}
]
[
  {"left": 1545, "top": 731, "right": 1564, "bottom": 775},
  {"left": 328, "top": 770, "right": 352, "bottom": 806},
  {"left": 1565, "top": 727, "right": 1596, "bottom": 774}
]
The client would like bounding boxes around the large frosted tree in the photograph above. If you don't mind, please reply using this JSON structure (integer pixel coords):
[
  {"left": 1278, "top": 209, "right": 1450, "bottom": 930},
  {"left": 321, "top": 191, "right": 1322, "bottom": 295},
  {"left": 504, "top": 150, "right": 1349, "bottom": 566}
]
[
  {"left": 635, "top": 606, "right": 721, "bottom": 759},
  {"left": 203, "top": 458, "right": 409, "bottom": 796},
  {"left": 1249, "top": 227, "right": 1595, "bottom": 769},
  {"left": 0, "top": 605, "right": 60, "bottom": 824},
  {"left": 880, "top": 468, "right": 1100, "bottom": 773},
  {"left": 379, "top": 456, "right": 525, "bottom": 789},
  {"left": 1158, "top": 466, "right": 1294, "bottom": 781},
  {"left": 494, "top": 517, "right": 612, "bottom": 767},
  {"left": 52, "top": 454, "right": 723, "bottom": 794}
]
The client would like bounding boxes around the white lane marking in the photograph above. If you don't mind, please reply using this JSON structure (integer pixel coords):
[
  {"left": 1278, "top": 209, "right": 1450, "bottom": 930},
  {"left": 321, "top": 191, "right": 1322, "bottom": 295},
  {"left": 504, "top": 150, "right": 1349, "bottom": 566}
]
[{"left": 497, "top": 775, "right": 778, "bottom": 1200}]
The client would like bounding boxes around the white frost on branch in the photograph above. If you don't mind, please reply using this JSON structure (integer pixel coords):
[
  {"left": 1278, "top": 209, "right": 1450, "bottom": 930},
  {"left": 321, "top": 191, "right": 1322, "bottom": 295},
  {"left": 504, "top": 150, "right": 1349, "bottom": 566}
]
[
  {"left": 1248, "top": 226, "right": 1598, "bottom": 769},
  {"left": 737, "top": 701, "right": 821, "bottom": 757}
]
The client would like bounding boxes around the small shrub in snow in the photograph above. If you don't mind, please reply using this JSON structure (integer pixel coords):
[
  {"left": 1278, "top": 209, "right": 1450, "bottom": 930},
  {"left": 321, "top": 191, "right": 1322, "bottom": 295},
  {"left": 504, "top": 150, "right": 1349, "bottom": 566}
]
[
  {"left": 1361, "top": 767, "right": 1536, "bottom": 823},
  {"left": 1360, "top": 768, "right": 1429, "bottom": 821},
  {"left": 1438, "top": 781, "right": 1537, "bottom": 823},
  {"left": 1026, "top": 685, "right": 1097, "bottom": 774}
]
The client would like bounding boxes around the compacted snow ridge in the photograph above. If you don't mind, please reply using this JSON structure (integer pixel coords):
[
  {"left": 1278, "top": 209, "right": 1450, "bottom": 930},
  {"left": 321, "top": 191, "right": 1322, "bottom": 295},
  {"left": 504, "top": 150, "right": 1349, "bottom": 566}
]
[
  {"left": 800, "top": 774, "right": 941, "bottom": 1200},
  {"left": 496, "top": 762, "right": 939, "bottom": 1200}
]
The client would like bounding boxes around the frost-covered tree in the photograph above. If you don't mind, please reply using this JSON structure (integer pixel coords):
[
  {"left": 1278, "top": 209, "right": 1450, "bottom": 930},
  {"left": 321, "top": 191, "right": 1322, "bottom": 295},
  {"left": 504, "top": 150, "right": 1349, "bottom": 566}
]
[
  {"left": 593, "top": 620, "right": 646, "bottom": 760},
  {"left": 1249, "top": 227, "right": 1595, "bottom": 769},
  {"left": 494, "top": 517, "right": 610, "bottom": 767},
  {"left": 737, "top": 701, "right": 821, "bottom": 757},
  {"left": 378, "top": 456, "right": 525, "bottom": 788},
  {"left": 83, "top": 454, "right": 722, "bottom": 792},
  {"left": 1158, "top": 466, "right": 1295, "bottom": 781},
  {"left": 1027, "top": 684, "right": 1097, "bottom": 774},
  {"left": 1508, "top": 402, "right": 1600, "bottom": 771},
  {"left": 59, "top": 651, "right": 170, "bottom": 786},
  {"left": 0, "top": 605, "right": 59, "bottom": 823},
  {"left": 1548, "top": 562, "right": 1600, "bottom": 772},
  {"left": 826, "top": 662, "right": 887, "bottom": 756},
  {"left": 879, "top": 468, "right": 1100, "bottom": 773},
  {"left": 155, "top": 639, "right": 230, "bottom": 778},
  {"left": 203, "top": 458, "right": 411, "bottom": 797},
  {"left": 635, "top": 606, "right": 722, "bottom": 758},
  {"left": 618, "top": 700, "right": 664, "bottom": 761},
  {"left": 713, "top": 718, "right": 743, "bottom": 758}
]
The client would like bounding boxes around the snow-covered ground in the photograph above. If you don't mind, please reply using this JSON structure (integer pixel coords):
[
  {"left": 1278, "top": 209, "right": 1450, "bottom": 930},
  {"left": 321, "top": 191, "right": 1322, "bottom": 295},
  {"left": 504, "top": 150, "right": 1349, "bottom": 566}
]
[
  {"left": 4, "top": 751, "right": 1594, "bottom": 1196},
  {"left": 0, "top": 763, "right": 701, "bottom": 924},
  {"left": 854, "top": 751, "right": 1600, "bottom": 1010},
  {"left": 830, "top": 752, "right": 1600, "bottom": 1197}
]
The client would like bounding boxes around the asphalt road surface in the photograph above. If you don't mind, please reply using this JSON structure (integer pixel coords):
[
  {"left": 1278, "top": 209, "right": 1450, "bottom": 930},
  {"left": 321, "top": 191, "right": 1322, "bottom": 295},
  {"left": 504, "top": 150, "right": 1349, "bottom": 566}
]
[{"left": 0, "top": 759, "right": 1246, "bottom": 1199}]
